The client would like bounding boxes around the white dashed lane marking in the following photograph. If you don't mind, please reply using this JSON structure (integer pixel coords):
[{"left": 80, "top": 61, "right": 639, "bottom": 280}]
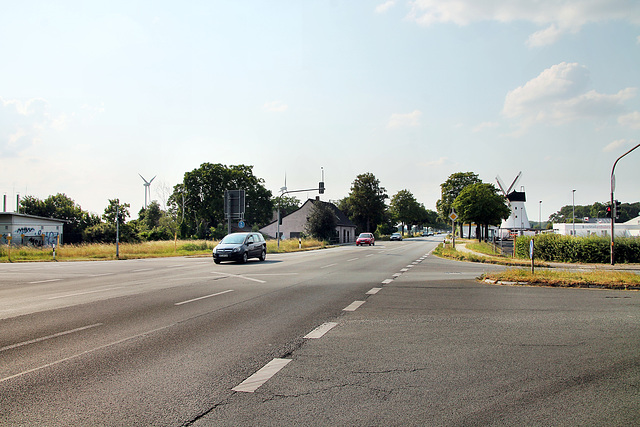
[
  {"left": 343, "top": 300, "right": 365, "bottom": 312},
  {"left": 304, "top": 322, "right": 338, "bottom": 339},
  {"left": 232, "top": 358, "right": 291, "bottom": 393}
]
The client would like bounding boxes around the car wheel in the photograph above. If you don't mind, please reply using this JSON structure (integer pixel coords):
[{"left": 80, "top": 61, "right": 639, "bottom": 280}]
[
  {"left": 214, "top": 259, "right": 221, "bottom": 264},
  {"left": 241, "top": 252, "right": 248, "bottom": 263},
  {"left": 259, "top": 249, "right": 266, "bottom": 261}
]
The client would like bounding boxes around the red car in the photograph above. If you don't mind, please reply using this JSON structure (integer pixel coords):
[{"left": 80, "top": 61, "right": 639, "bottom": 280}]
[{"left": 356, "top": 232, "right": 375, "bottom": 246}]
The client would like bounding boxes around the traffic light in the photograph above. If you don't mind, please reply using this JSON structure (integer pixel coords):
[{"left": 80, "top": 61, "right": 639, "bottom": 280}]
[
  {"left": 318, "top": 181, "right": 325, "bottom": 194},
  {"left": 615, "top": 200, "right": 621, "bottom": 219},
  {"left": 606, "top": 205, "right": 612, "bottom": 218}
]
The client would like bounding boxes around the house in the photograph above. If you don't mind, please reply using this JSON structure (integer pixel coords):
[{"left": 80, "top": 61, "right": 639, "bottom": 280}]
[
  {"left": 260, "top": 198, "right": 357, "bottom": 243},
  {"left": 0, "top": 212, "right": 65, "bottom": 246}
]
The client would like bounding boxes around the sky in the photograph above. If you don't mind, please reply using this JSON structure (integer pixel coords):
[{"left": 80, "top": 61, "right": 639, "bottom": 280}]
[{"left": 1, "top": 0, "right": 639, "bottom": 222}]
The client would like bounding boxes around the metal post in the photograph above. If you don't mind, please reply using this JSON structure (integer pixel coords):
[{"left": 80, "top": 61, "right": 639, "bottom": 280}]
[
  {"left": 276, "top": 206, "right": 281, "bottom": 249},
  {"left": 610, "top": 143, "right": 640, "bottom": 265},
  {"left": 539, "top": 200, "right": 542, "bottom": 232},
  {"left": 572, "top": 190, "right": 576, "bottom": 236},
  {"left": 116, "top": 203, "right": 120, "bottom": 259}
]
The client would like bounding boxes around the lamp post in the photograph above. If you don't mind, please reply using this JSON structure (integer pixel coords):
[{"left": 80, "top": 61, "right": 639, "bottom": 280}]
[
  {"left": 539, "top": 200, "right": 542, "bottom": 233},
  {"left": 610, "top": 142, "right": 640, "bottom": 265},
  {"left": 572, "top": 190, "right": 576, "bottom": 236}
]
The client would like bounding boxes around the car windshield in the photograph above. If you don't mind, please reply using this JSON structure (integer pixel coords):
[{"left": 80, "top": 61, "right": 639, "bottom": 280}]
[
  {"left": 220, "top": 234, "right": 247, "bottom": 244},
  {"left": 359, "top": 233, "right": 371, "bottom": 238}
]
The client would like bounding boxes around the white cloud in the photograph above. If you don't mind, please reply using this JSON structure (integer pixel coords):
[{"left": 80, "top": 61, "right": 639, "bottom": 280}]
[
  {"left": 421, "top": 156, "right": 449, "bottom": 166},
  {"left": 375, "top": 1, "right": 397, "bottom": 14},
  {"left": 603, "top": 139, "right": 634, "bottom": 152},
  {"left": 387, "top": 110, "right": 422, "bottom": 128},
  {"left": 472, "top": 121, "right": 499, "bottom": 132},
  {"left": 502, "top": 62, "right": 636, "bottom": 129},
  {"left": 407, "top": 0, "right": 640, "bottom": 46},
  {"left": 0, "top": 97, "right": 51, "bottom": 155},
  {"left": 526, "top": 24, "right": 563, "bottom": 47},
  {"left": 263, "top": 101, "right": 288, "bottom": 112},
  {"left": 618, "top": 111, "right": 640, "bottom": 129}
]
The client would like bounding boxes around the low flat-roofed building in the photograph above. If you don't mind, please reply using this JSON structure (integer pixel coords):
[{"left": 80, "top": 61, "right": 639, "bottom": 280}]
[{"left": 0, "top": 212, "right": 65, "bottom": 246}]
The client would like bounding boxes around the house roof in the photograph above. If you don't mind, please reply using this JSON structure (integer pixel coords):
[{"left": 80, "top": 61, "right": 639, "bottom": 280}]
[
  {"left": 0, "top": 212, "right": 67, "bottom": 223},
  {"left": 264, "top": 199, "right": 356, "bottom": 228}
]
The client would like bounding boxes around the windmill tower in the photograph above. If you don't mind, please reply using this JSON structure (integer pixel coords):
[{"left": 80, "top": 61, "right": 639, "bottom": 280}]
[
  {"left": 496, "top": 172, "right": 530, "bottom": 232},
  {"left": 139, "top": 174, "right": 156, "bottom": 209}
]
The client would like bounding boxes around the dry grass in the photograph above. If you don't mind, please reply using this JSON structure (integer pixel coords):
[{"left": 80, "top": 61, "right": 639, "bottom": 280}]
[
  {"left": 0, "top": 238, "right": 327, "bottom": 262},
  {"left": 482, "top": 268, "right": 640, "bottom": 290}
]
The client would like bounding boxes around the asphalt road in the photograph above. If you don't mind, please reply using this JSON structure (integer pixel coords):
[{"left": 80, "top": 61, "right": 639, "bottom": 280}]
[{"left": 1, "top": 237, "right": 638, "bottom": 426}]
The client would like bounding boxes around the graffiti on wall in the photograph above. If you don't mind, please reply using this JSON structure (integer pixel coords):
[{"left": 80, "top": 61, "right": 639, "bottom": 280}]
[{"left": 1, "top": 230, "right": 60, "bottom": 246}]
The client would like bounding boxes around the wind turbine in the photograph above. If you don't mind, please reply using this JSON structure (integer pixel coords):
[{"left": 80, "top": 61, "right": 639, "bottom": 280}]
[{"left": 139, "top": 174, "right": 156, "bottom": 209}]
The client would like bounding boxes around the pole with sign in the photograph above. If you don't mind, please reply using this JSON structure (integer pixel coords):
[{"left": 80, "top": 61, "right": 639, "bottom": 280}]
[
  {"left": 449, "top": 210, "right": 458, "bottom": 249},
  {"left": 530, "top": 238, "right": 535, "bottom": 274}
]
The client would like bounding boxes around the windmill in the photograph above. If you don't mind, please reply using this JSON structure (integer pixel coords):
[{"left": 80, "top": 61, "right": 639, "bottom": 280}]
[
  {"left": 496, "top": 171, "right": 530, "bottom": 233},
  {"left": 139, "top": 174, "right": 156, "bottom": 209}
]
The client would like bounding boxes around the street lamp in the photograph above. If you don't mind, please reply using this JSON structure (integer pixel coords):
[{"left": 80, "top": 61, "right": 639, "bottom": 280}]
[
  {"left": 572, "top": 190, "right": 576, "bottom": 236},
  {"left": 539, "top": 200, "right": 542, "bottom": 232},
  {"left": 610, "top": 142, "right": 640, "bottom": 265}
]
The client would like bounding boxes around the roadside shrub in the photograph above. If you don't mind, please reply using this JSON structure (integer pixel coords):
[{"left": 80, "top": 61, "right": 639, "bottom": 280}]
[{"left": 515, "top": 234, "right": 640, "bottom": 264}]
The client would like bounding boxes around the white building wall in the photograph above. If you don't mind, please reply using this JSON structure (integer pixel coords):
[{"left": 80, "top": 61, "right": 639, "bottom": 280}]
[
  {"left": 0, "top": 214, "right": 64, "bottom": 246},
  {"left": 553, "top": 222, "right": 639, "bottom": 238}
]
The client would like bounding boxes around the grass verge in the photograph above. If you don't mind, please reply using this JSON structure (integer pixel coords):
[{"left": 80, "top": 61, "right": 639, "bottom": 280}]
[
  {"left": 482, "top": 268, "right": 640, "bottom": 290},
  {"left": 433, "top": 243, "right": 543, "bottom": 267},
  {"left": 0, "top": 238, "right": 327, "bottom": 262}
]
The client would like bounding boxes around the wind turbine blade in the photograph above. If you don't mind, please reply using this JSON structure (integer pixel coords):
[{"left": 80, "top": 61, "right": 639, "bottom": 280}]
[
  {"left": 149, "top": 176, "right": 156, "bottom": 184},
  {"left": 139, "top": 174, "right": 150, "bottom": 185}
]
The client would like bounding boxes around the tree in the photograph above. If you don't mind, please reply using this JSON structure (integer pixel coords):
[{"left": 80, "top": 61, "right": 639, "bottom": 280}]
[
  {"left": 452, "top": 183, "right": 510, "bottom": 241},
  {"left": 305, "top": 201, "right": 337, "bottom": 241},
  {"left": 20, "top": 193, "right": 100, "bottom": 243},
  {"left": 342, "top": 173, "right": 388, "bottom": 233},
  {"left": 274, "top": 195, "right": 301, "bottom": 217},
  {"left": 436, "top": 172, "right": 481, "bottom": 238},
  {"left": 169, "top": 163, "right": 273, "bottom": 239},
  {"left": 103, "top": 199, "right": 130, "bottom": 225},
  {"left": 389, "top": 190, "right": 421, "bottom": 235}
]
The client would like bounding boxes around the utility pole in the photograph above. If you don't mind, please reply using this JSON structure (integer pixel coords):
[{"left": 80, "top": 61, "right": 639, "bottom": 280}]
[{"left": 610, "top": 143, "right": 640, "bottom": 265}]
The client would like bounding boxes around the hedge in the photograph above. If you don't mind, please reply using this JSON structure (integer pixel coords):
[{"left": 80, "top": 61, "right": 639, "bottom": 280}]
[{"left": 514, "top": 234, "right": 640, "bottom": 264}]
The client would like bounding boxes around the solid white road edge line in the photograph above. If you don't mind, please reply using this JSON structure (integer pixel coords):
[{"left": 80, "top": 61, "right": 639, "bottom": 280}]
[
  {"left": 29, "top": 279, "right": 62, "bottom": 284},
  {"left": 320, "top": 263, "right": 337, "bottom": 269},
  {"left": 0, "top": 323, "right": 103, "bottom": 353},
  {"left": 304, "top": 322, "right": 338, "bottom": 339},
  {"left": 232, "top": 358, "right": 292, "bottom": 393},
  {"left": 343, "top": 300, "right": 365, "bottom": 311},
  {"left": 175, "top": 289, "right": 234, "bottom": 306},
  {"left": 48, "top": 287, "right": 124, "bottom": 300}
]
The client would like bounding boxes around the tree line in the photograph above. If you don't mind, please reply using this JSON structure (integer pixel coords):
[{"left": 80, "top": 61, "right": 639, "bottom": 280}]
[{"left": 18, "top": 163, "right": 635, "bottom": 245}]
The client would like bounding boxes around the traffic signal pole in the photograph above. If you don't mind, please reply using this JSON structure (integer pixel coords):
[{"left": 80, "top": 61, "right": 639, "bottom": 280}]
[{"left": 610, "top": 143, "right": 640, "bottom": 265}]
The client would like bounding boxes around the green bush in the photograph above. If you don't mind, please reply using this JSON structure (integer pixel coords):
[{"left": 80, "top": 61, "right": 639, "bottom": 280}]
[{"left": 515, "top": 234, "right": 640, "bottom": 264}]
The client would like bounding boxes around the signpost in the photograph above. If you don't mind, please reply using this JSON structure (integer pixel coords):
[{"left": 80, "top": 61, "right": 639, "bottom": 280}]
[
  {"left": 225, "top": 190, "right": 246, "bottom": 235},
  {"left": 530, "top": 238, "right": 535, "bottom": 274},
  {"left": 449, "top": 210, "right": 458, "bottom": 249}
]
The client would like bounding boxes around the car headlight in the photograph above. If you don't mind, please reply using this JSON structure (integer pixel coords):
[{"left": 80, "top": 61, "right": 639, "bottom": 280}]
[{"left": 232, "top": 247, "right": 240, "bottom": 253}]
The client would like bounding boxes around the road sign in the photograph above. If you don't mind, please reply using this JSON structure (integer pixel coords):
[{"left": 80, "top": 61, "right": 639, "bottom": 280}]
[
  {"left": 238, "top": 220, "right": 245, "bottom": 229},
  {"left": 449, "top": 212, "right": 458, "bottom": 221}
]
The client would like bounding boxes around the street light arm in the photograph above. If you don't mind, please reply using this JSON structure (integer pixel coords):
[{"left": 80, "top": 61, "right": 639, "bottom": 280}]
[{"left": 610, "top": 142, "right": 640, "bottom": 265}]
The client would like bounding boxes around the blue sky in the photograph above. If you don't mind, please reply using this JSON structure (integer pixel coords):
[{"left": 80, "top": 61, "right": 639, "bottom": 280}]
[{"left": 1, "top": 1, "right": 639, "bottom": 222}]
